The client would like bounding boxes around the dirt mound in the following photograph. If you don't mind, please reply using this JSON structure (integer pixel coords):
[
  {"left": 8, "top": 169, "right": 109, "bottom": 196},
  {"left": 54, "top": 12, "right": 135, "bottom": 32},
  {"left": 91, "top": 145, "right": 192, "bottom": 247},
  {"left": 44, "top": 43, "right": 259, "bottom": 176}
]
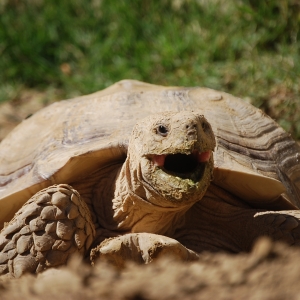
[{"left": 1, "top": 238, "right": 300, "bottom": 300}]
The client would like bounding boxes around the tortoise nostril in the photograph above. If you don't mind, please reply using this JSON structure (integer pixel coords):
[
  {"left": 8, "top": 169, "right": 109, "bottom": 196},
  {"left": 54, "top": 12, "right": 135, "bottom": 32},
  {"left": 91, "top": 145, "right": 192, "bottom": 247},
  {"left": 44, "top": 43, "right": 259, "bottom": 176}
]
[{"left": 185, "top": 123, "right": 197, "bottom": 130}]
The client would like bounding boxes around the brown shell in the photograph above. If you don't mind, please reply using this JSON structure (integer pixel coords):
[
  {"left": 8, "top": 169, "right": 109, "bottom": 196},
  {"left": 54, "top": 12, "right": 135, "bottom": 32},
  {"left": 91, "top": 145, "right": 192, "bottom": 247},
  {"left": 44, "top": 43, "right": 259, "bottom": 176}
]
[{"left": 1, "top": 80, "right": 300, "bottom": 226}]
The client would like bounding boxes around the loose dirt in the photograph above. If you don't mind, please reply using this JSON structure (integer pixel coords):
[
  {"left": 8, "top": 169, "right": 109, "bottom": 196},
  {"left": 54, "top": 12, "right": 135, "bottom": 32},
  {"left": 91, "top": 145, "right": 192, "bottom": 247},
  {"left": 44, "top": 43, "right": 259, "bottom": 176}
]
[{"left": 1, "top": 238, "right": 300, "bottom": 300}]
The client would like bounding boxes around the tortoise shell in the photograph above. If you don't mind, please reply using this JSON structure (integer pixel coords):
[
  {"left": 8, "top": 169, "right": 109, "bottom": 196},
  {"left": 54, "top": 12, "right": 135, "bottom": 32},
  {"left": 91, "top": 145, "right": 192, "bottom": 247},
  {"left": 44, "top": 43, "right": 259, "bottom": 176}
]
[{"left": 0, "top": 80, "right": 300, "bottom": 227}]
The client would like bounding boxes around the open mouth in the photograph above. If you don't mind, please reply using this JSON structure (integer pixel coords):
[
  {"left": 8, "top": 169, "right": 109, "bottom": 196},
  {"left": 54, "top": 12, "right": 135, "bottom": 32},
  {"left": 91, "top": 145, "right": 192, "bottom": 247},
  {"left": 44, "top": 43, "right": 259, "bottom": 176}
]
[{"left": 150, "top": 150, "right": 211, "bottom": 181}]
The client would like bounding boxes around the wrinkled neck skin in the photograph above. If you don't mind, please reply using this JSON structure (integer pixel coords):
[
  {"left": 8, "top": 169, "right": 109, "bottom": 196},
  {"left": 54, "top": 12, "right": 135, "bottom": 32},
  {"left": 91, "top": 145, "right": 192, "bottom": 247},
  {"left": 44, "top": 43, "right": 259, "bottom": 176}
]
[{"left": 110, "top": 154, "right": 196, "bottom": 237}]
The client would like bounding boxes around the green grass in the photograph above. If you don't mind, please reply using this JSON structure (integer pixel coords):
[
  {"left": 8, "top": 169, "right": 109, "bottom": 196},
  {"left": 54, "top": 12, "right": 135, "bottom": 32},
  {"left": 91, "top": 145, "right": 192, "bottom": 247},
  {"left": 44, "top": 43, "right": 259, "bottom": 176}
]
[{"left": 0, "top": 0, "right": 299, "bottom": 137}]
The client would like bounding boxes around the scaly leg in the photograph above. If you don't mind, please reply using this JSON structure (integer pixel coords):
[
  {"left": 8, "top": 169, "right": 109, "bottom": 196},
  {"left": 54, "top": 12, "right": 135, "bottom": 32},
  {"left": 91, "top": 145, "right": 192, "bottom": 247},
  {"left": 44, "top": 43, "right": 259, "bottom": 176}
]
[
  {"left": 0, "top": 184, "right": 95, "bottom": 278},
  {"left": 175, "top": 195, "right": 300, "bottom": 253}
]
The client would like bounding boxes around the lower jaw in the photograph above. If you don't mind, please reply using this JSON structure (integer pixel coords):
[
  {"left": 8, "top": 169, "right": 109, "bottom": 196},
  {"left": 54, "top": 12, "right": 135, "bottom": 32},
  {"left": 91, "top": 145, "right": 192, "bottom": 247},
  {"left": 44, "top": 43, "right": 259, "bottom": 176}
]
[{"left": 149, "top": 166, "right": 210, "bottom": 204}]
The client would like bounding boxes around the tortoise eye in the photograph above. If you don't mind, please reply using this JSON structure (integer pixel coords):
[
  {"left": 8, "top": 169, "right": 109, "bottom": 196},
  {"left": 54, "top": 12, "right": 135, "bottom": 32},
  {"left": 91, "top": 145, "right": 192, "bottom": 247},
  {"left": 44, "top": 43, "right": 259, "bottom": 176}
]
[{"left": 157, "top": 125, "right": 168, "bottom": 137}]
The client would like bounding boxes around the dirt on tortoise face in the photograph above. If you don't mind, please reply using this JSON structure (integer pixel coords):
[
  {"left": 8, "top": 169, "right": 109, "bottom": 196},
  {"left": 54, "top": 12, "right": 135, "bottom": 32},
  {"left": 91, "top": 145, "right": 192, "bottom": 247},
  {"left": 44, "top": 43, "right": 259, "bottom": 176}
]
[{"left": 1, "top": 237, "right": 300, "bottom": 299}]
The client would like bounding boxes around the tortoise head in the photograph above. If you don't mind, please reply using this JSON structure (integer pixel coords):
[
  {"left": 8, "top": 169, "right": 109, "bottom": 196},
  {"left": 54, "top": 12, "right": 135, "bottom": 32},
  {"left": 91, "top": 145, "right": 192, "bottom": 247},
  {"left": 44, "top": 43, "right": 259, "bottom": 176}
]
[{"left": 128, "top": 111, "right": 216, "bottom": 206}]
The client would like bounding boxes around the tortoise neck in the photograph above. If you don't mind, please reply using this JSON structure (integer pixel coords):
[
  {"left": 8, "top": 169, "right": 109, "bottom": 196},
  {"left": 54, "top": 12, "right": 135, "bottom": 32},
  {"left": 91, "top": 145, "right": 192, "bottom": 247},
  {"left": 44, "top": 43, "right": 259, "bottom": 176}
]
[{"left": 112, "top": 158, "right": 193, "bottom": 236}]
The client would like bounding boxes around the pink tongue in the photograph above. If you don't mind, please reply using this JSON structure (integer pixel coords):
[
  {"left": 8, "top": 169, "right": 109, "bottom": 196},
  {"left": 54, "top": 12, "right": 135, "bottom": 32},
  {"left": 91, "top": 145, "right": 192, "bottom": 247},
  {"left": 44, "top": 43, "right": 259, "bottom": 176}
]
[
  {"left": 197, "top": 151, "right": 211, "bottom": 162},
  {"left": 152, "top": 154, "right": 166, "bottom": 167}
]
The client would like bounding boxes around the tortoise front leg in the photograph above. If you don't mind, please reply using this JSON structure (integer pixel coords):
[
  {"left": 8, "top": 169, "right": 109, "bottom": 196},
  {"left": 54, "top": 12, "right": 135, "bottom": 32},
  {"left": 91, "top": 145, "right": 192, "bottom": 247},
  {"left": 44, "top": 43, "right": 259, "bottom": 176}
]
[
  {"left": 0, "top": 184, "right": 95, "bottom": 278},
  {"left": 251, "top": 210, "right": 300, "bottom": 246},
  {"left": 90, "top": 233, "right": 199, "bottom": 268}
]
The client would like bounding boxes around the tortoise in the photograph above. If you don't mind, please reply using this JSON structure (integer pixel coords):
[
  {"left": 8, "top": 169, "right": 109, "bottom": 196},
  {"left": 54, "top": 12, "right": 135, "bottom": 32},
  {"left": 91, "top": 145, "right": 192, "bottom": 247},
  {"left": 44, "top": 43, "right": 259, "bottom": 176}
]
[{"left": 1, "top": 79, "right": 300, "bottom": 278}]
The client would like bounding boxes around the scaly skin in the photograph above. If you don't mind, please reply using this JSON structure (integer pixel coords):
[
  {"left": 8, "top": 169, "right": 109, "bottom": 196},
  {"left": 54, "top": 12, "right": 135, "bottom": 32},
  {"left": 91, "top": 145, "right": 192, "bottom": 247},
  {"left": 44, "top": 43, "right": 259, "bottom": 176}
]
[
  {"left": 174, "top": 184, "right": 300, "bottom": 253},
  {"left": 0, "top": 185, "right": 95, "bottom": 278}
]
